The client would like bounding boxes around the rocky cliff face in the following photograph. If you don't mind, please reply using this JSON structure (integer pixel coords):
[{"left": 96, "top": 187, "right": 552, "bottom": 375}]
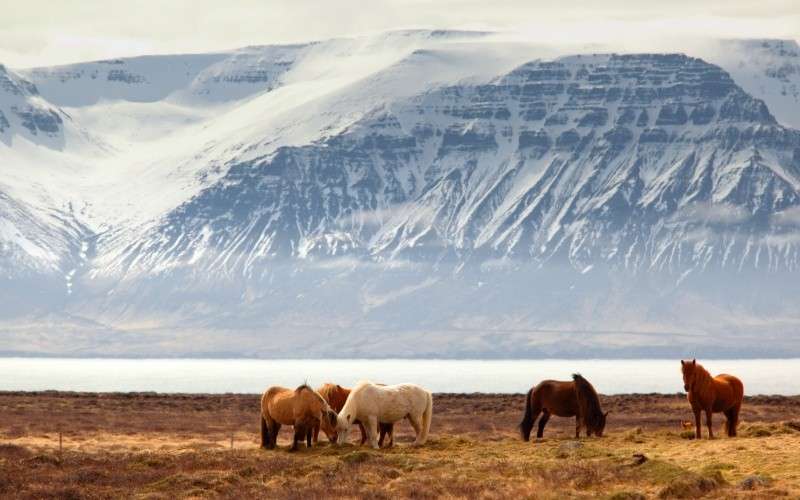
[
  {"left": 0, "top": 64, "right": 67, "bottom": 144},
  {"left": 102, "top": 54, "right": 800, "bottom": 279}
]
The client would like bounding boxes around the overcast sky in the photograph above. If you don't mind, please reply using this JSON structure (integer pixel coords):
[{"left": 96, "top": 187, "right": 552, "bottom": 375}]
[{"left": 2, "top": 0, "right": 798, "bottom": 68}]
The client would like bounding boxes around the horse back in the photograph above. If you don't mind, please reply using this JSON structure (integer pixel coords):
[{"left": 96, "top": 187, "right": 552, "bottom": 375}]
[
  {"left": 533, "top": 380, "right": 579, "bottom": 417},
  {"left": 262, "top": 386, "right": 296, "bottom": 424},
  {"left": 349, "top": 382, "right": 428, "bottom": 421},
  {"left": 711, "top": 374, "right": 744, "bottom": 411}
]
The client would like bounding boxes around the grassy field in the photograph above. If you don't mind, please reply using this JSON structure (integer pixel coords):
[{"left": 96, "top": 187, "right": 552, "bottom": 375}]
[{"left": 1, "top": 392, "right": 799, "bottom": 498}]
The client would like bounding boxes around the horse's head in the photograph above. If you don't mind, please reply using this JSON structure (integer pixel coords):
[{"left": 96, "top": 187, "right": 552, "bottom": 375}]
[
  {"left": 320, "top": 407, "right": 338, "bottom": 443},
  {"left": 680, "top": 359, "right": 697, "bottom": 392},
  {"left": 335, "top": 411, "right": 353, "bottom": 445},
  {"left": 590, "top": 411, "right": 609, "bottom": 437}
]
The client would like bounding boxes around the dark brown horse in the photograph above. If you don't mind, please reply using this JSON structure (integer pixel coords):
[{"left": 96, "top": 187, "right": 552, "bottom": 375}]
[
  {"left": 316, "top": 383, "right": 394, "bottom": 447},
  {"left": 519, "top": 374, "right": 608, "bottom": 441},
  {"left": 680, "top": 359, "right": 744, "bottom": 439}
]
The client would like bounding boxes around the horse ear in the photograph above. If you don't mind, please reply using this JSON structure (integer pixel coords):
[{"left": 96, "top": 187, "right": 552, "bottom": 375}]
[
  {"left": 337, "top": 385, "right": 342, "bottom": 390},
  {"left": 680, "top": 360, "right": 684, "bottom": 366},
  {"left": 692, "top": 359, "right": 696, "bottom": 366}
]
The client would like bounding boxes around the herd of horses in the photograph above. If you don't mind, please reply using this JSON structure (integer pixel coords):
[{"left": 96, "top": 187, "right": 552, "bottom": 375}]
[{"left": 259, "top": 359, "right": 745, "bottom": 451}]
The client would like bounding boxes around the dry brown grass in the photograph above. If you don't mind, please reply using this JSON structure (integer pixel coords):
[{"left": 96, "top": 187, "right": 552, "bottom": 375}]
[{"left": 1, "top": 392, "right": 799, "bottom": 498}]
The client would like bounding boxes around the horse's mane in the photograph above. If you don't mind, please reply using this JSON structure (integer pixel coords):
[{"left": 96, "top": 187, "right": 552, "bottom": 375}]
[
  {"left": 295, "top": 383, "right": 326, "bottom": 405},
  {"left": 572, "top": 374, "right": 604, "bottom": 428},
  {"left": 691, "top": 362, "right": 712, "bottom": 384},
  {"left": 317, "top": 383, "right": 335, "bottom": 399}
]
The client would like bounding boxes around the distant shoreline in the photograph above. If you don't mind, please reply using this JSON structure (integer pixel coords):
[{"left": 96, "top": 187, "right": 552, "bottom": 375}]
[
  {"left": 3, "top": 358, "right": 800, "bottom": 395},
  {"left": 2, "top": 390, "right": 800, "bottom": 398}
]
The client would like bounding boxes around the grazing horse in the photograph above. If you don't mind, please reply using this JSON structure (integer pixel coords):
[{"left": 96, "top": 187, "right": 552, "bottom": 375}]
[
  {"left": 260, "top": 384, "right": 338, "bottom": 451},
  {"left": 519, "top": 374, "right": 608, "bottom": 441},
  {"left": 336, "top": 381, "right": 432, "bottom": 448},
  {"left": 680, "top": 359, "right": 744, "bottom": 439},
  {"left": 315, "top": 383, "right": 394, "bottom": 446}
]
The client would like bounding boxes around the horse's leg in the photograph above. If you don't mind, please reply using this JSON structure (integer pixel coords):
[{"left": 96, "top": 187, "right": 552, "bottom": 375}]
[
  {"left": 378, "top": 423, "right": 394, "bottom": 448},
  {"left": 536, "top": 410, "right": 550, "bottom": 439},
  {"left": 384, "top": 424, "right": 394, "bottom": 448},
  {"left": 408, "top": 413, "right": 423, "bottom": 446},
  {"left": 520, "top": 398, "right": 542, "bottom": 442},
  {"left": 312, "top": 422, "right": 319, "bottom": 445},
  {"left": 722, "top": 409, "right": 731, "bottom": 437},
  {"left": 306, "top": 427, "right": 312, "bottom": 448},
  {"left": 727, "top": 403, "right": 741, "bottom": 437},
  {"left": 366, "top": 415, "right": 379, "bottom": 449},
  {"left": 693, "top": 407, "right": 702, "bottom": 439},
  {"left": 265, "top": 418, "right": 279, "bottom": 449},
  {"left": 271, "top": 422, "right": 281, "bottom": 448},
  {"left": 705, "top": 409, "right": 714, "bottom": 439},
  {"left": 291, "top": 424, "right": 305, "bottom": 452},
  {"left": 357, "top": 421, "right": 368, "bottom": 446},
  {"left": 260, "top": 416, "right": 269, "bottom": 449}
]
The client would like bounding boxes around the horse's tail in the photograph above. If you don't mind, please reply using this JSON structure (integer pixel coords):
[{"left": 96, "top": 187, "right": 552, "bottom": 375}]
[
  {"left": 725, "top": 376, "right": 744, "bottom": 437},
  {"left": 260, "top": 415, "right": 270, "bottom": 449},
  {"left": 519, "top": 387, "right": 535, "bottom": 441},
  {"left": 419, "top": 390, "right": 433, "bottom": 444}
]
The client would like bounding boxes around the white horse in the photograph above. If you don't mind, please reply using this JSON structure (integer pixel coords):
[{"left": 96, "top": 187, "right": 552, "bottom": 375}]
[{"left": 336, "top": 381, "right": 433, "bottom": 448}]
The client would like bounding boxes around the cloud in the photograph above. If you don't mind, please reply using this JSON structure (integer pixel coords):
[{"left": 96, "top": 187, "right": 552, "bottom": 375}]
[
  {"left": 336, "top": 203, "right": 414, "bottom": 230},
  {"left": 763, "top": 233, "right": 800, "bottom": 246},
  {"left": 480, "top": 257, "right": 517, "bottom": 272},
  {"left": 672, "top": 202, "right": 750, "bottom": 226},
  {"left": 772, "top": 206, "right": 800, "bottom": 226},
  {"left": 2, "top": 0, "right": 799, "bottom": 68}
]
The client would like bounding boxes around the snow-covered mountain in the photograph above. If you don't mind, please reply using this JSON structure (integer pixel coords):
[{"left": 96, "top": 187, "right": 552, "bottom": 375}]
[{"left": 2, "top": 31, "right": 800, "bottom": 358}]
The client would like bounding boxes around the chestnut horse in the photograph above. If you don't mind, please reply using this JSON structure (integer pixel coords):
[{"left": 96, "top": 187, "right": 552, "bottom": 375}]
[
  {"left": 315, "top": 383, "right": 394, "bottom": 446},
  {"left": 519, "top": 374, "right": 608, "bottom": 441},
  {"left": 260, "top": 384, "right": 338, "bottom": 451},
  {"left": 680, "top": 359, "right": 744, "bottom": 439}
]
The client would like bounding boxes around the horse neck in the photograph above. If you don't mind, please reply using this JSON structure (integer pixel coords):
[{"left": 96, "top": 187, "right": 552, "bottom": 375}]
[
  {"left": 335, "top": 388, "right": 350, "bottom": 410},
  {"left": 573, "top": 379, "right": 601, "bottom": 411},
  {"left": 339, "top": 396, "right": 355, "bottom": 421},
  {"left": 691, "top": 365, "right": 713, "bottom": 393},
  {"left": 318, "top": 385, "right": 334, "bottom": 403}
]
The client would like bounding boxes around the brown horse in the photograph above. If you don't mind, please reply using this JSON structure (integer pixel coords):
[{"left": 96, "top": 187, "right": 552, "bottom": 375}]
[
  {"left": 519, "top": 374, "right": 608, "bottom": 441},
  {"left": 680, "top": 359, "right": 744, "bottom": 439},
  {"left": 260, "top": 384, "right": 338, "bottom": 451},
  {"left": 316, "top": 383, "right": 394, "bottom": 447}
]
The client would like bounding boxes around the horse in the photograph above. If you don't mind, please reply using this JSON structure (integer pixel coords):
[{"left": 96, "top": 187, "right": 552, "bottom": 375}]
[
  {"left": 260, "top": 384, "right": 338, "bottom": 451},
  {"left": 336, "top": 381, "right": 432, "bottom": 448},
  {"left": 519, "top": 374, "right": 608, "bottom": 441},
  {"left": 315, "top": 383, "right": 394, "bottom": 446},
  {"left": 680, "top": 359, "right": 744, "bottom": 439}
]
